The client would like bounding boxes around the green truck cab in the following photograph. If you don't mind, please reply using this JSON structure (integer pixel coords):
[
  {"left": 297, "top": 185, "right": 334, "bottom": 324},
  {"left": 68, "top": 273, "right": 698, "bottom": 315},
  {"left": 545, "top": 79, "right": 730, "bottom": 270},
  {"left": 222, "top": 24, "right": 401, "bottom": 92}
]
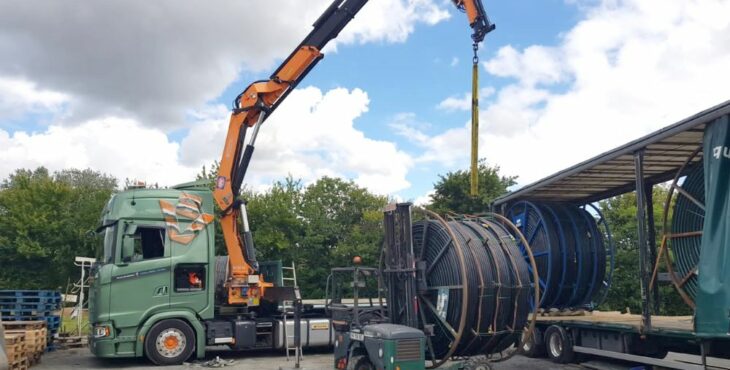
[
  {"left": 89, "top": 181, "right": 215, "bottom": 364},
  {"left": 89, "top": 181, "right": 334, "bottom": 365}
]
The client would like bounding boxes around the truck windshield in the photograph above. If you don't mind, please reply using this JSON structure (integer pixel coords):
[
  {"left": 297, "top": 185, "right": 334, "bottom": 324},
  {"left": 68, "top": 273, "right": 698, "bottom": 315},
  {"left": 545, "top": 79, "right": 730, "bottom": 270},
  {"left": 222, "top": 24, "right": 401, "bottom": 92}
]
[{"left": 96, "top": 225, "right": 117, "bottom": 264}]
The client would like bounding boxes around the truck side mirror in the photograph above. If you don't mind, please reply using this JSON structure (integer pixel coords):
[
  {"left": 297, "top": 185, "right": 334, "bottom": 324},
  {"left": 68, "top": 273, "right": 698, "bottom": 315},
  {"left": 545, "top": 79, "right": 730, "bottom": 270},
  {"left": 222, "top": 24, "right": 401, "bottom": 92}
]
[{"left": 121, "top": 236, "right": 136, "bottom": 263}]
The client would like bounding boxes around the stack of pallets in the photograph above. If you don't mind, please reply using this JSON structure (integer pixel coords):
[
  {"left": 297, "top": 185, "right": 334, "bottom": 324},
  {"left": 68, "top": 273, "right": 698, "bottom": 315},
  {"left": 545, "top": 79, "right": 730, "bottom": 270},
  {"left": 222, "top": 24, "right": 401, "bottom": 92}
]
[
  {"left": 4, "top": 321, "right": 47, "bottom": 366},
  {"left": 3, "top": 332, "right": 28, "bottom": 370},
  {"left": 0, "top": 290, "right": 60, "bottom": 352}
]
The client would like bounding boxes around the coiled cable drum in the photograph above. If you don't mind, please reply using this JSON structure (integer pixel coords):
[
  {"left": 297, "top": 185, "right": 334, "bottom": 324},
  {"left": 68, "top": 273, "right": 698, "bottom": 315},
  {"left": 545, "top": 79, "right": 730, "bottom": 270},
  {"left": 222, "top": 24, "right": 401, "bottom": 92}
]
[
  {"left": 662, "top": 148, "right": 704, "bottom": 307},
  {"left": 506, "top": 202, "right": 614, "bottom": 309},
  {"left": 408, "top": 210, "right": 534, "bottom": 367}
]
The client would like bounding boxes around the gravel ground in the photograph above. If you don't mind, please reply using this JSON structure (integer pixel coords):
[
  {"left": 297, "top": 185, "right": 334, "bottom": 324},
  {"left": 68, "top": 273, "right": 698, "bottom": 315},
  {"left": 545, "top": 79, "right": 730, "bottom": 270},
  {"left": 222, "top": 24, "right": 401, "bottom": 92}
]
[{"left": 36, "top": 348, "right": 580, "bottom": 370}]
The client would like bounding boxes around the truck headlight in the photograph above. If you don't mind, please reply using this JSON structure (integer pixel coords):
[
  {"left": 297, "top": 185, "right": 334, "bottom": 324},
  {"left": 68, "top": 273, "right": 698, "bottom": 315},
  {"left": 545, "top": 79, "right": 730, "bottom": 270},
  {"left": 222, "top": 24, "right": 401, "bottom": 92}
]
[{"left": 94, "top": 325, "right": 111, "bottom": 338}]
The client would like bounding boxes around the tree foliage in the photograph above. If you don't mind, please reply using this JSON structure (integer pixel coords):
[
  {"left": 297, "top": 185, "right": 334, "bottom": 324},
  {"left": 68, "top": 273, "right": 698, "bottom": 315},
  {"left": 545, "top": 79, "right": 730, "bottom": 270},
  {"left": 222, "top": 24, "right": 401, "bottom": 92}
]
[
  {"left": 428, "top": 159, "right": 517, "bottom": 214},
  {"left": 598, "top": 187, "right": 691, "bottom": 315},
  {"left": 0, "top": 168, "right": 116, "bottom": 289}
]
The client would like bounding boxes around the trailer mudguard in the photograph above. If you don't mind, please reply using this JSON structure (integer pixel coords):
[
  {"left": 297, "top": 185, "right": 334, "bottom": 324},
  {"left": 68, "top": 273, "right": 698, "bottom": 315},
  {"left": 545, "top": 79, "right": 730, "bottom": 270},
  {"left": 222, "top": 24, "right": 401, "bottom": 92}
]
[
  {"left": 136, "top": 310, "right": 207, "bottom": 359},
  {"left": 695, "top": 115, "right": 730, "bottom": 338}
]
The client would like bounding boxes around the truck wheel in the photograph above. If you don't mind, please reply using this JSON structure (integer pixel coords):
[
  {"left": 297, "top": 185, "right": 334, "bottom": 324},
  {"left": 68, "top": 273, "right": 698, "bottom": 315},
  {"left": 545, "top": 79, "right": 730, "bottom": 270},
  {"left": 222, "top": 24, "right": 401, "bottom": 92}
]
[
  {"left": 521, "top": 327, "right": 545, "bottom": 358},
  {"left": 144, "top": 319, "right": 196, "bottom": 365},
  {"left": 347, "top": 355, "right": 375, "bottom": 370},
  {"left": 544, "top": 325, "right": 575, "bottom": 364}
]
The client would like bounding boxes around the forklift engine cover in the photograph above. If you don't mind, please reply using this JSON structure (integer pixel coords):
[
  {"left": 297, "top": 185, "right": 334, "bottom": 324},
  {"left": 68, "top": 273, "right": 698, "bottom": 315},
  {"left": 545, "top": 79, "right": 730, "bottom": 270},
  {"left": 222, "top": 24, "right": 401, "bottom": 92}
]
[{"left": 362, "top": 324, "right": 425, "bottom": 370}]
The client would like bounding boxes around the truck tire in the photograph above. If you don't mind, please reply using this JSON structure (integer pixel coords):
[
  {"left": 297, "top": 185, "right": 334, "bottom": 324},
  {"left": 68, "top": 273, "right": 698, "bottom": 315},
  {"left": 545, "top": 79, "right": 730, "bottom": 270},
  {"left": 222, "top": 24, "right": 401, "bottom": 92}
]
[
  {"left": 347, "top": 355, "right": 375, "bottom": 370},
  {"left": 521, "top": 327, "right": 545, "bottom": 358},
  {"left": 144, "top": 319, "right": 196, "bottom": 365},
  {"left": 544, "top": 325, "right": 575, "bottom": 364}
]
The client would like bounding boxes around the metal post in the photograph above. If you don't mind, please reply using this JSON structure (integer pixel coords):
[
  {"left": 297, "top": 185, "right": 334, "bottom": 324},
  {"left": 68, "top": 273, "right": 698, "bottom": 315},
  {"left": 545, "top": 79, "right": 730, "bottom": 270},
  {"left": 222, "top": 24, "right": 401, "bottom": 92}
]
[
  {"left": 645, "top": 183, "right": 660, "bottom": 314},
  {"left": 634, "top": 151, "right": 652, "bottom": 331},
  {"left": 294, "top": 296, "right": 302, "bottom": 368}
]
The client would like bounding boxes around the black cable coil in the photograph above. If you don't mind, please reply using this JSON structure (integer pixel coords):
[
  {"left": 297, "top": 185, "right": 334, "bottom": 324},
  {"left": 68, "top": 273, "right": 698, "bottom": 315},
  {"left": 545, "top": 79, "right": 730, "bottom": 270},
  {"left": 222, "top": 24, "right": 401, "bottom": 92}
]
[{"left": 411, "top": 217, "right": 531, "bottom": 361}]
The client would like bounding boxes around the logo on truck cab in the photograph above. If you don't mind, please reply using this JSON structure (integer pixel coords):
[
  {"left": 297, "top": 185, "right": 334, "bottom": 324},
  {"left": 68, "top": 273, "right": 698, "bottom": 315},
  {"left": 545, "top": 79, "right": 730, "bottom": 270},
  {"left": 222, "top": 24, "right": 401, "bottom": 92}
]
[{"left": 159, "top": 192, "right": 214, "bottom": 245}]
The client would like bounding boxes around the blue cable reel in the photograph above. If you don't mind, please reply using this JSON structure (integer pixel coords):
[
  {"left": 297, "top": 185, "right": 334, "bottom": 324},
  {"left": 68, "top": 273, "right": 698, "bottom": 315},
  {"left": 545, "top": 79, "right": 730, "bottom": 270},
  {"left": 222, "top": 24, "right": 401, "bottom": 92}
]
[
  {"left": 580, "top": 203, "right": 614, "bottom": 309},
  {"left": 507, "top": 201, "right": 561, "bottom": 308},
  {"left": 507, "top": 201, "right": 615, "bottom": 310}
]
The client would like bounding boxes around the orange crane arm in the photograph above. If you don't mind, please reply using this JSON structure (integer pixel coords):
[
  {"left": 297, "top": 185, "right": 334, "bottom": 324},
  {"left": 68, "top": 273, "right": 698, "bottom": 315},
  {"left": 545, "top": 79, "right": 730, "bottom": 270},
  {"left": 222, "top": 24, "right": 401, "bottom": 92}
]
[{"left": 212, "top": 0, "right": 495, "bottom": 306}]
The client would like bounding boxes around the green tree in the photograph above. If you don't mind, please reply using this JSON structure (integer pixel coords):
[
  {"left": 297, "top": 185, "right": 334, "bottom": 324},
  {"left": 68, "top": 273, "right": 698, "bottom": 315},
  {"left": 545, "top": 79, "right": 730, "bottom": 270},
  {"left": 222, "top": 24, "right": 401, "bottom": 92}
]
[
  {"left": 598, "top": 187, "right": 691, "bottom": 315},
  {"left": 428, "top": 159, "right": 516, "bottom": 214},
  {"left": 0, "top": 167, "right": 117, "bottom": 289},
  {"left": 295, "top": 177, "right": 387, "bottom": 297}
]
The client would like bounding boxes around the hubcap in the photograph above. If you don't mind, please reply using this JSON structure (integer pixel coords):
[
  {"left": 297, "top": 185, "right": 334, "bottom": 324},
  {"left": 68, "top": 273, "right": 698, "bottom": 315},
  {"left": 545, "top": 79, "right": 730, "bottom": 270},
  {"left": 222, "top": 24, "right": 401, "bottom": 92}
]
[
  {"left": 549, "top": 333, "right": 562, "bottom": 358},
  {"left": 156, "top": 328, "right": 186, "bottom": 358}
]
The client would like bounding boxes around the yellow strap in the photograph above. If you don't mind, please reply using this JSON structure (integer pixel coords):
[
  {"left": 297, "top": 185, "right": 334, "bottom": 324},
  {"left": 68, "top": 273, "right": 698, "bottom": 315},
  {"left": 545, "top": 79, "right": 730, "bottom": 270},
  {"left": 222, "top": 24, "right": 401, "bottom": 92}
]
[{"left": 470, "top": 58, "right": 479, "bottom": 197}]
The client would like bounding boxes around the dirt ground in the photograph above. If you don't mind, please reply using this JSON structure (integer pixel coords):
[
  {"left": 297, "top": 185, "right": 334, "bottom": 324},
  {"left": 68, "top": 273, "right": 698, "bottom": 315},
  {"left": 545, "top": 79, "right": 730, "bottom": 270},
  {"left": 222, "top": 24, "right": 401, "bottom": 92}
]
[{"left": 36, "top": 347, "right": 579, "bottom": 370}]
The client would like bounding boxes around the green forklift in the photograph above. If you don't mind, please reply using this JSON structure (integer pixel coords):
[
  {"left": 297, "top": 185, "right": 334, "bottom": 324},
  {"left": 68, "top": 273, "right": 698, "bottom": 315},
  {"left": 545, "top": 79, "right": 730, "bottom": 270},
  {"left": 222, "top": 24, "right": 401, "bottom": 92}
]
[{"left": 326, "top": 203, "right": 529, "bottom": 370}]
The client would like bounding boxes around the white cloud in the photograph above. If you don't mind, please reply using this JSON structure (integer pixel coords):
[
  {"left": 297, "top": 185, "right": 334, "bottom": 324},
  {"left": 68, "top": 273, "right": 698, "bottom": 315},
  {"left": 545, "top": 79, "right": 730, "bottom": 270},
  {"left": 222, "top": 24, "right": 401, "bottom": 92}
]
[
  {"left": 0, "top": 118, "right": 194, "bottom": 186},
  {"left": 437, "top": 87, "right": 496, "bottom": 111},
  {"left": 413, "top": 190, "right": 435, "bottom": 206},
  {"left": 0, "top": 86, "right": 412, "bottom": 195},
  {"left": 450, "top": 57, "right": 460, "bottom": 67},
  {"left": 0, "top": 0, "right": 450, "bottom": 129},
  {"left": 0, "top": 78, "right": 69, "bottom": 119},
  {"left": 180, "top": 86, "right": 413, "bottom": 195},
  {"left": 423, "top": 0, "right": 730, "bottom": 186}
]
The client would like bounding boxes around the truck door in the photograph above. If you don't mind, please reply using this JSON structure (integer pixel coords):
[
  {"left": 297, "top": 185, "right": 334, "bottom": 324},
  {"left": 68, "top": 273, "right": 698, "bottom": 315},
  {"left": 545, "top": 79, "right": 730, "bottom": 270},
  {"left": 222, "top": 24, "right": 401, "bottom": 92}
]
[
  {"left": 169, "top": 224, "right": 210, "bottom": 313},
  {"left": 110, "top": 223, "right": 171, "bottom": 329}
]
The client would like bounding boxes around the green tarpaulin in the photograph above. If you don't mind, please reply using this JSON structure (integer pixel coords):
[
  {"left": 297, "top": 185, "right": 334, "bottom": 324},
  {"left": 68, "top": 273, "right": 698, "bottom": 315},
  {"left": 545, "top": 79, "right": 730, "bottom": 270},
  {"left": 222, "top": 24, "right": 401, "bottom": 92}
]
[{"left": 695, "top": 115, "right": 730, "bottom": 337}]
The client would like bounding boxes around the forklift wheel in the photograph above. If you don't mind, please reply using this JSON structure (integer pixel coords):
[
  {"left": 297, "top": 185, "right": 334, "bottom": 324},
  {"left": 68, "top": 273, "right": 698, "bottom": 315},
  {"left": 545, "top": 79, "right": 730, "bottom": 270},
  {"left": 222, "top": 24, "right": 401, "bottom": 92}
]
[
  {"left": 544, "top": 325, "right": 575, "bottom": 364},
  {"left": 144, "top": 319, "right": 196, "bottom": 365},
  {"left": 462, "top": 355, "right": 492, "bottom": 370},
  {"left": 347, "top": 355, "right": 375, "bottom": 370}
]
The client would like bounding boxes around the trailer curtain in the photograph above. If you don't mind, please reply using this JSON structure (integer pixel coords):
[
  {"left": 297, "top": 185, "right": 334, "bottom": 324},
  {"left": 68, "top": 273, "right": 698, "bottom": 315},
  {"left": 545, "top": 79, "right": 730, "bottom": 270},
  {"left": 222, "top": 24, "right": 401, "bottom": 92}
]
[{"left": 695, "top": 114, "right": 730, "bottom": 337}]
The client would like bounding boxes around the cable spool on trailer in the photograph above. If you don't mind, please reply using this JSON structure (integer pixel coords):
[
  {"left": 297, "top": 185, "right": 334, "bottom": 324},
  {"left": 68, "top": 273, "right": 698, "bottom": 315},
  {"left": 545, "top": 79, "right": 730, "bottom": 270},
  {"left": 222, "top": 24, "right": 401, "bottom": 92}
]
[
  {"left": 580, "top": 204, "right": 614, "bottom": 308},
  {"left": 661, "top": 146, "right": 704, "bottom": 308},
  {"left": 505, "top": 201, "right": 561, "bottom": 308},
  {"left": 399, "top": 209, "right": 537, "bottom": 368},
  {"left": 506, "top": 202, "right": 614, "bottom": 309}
]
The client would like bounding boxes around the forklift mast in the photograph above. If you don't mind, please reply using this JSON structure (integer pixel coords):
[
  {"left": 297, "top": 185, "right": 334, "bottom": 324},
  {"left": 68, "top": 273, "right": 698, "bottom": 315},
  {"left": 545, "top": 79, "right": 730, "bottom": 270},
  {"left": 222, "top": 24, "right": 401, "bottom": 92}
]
[{"left": 382, "top": 203, "right": 419, "bottom": 329}]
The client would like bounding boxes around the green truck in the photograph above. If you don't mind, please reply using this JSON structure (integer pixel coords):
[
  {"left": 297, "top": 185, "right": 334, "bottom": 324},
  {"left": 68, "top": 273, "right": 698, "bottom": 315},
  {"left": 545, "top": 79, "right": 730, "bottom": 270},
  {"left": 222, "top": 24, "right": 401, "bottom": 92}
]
[{"left": 88, "top": 182, "right": 335, "bottom": 365}]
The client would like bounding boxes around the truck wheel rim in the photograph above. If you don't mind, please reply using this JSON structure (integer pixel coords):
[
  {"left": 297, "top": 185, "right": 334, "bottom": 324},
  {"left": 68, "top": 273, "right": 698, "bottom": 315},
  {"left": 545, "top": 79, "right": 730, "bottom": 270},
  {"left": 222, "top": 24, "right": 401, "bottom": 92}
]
[
  {"left": 548, "top": 334, "right": 562, "bottom": 358},
  {"left": 156, "top": 328, "right": 186, "bottom": 358}
]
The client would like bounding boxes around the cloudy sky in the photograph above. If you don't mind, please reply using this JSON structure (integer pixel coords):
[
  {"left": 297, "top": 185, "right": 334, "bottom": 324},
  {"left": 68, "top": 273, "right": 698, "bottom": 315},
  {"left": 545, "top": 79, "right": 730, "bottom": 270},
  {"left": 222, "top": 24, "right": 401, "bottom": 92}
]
[{"left": 1, "top": 0, "right": 729, "bottom": 203}]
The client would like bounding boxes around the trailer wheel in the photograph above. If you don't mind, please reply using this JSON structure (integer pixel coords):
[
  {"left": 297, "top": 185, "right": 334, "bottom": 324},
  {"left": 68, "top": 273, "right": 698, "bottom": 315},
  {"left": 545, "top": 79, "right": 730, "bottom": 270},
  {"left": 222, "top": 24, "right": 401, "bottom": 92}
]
[
  {"left": 347, "top": 355, "right": 375, "bottom": 370},
  {"left": 521, "top": 327, "right": 545, "bottom": 358},
  {"left": 544, "top": 325, "right": 575, "bottom": 364},
  {"left": 144, "top": 319, "right": 196, "bottom": 365}
]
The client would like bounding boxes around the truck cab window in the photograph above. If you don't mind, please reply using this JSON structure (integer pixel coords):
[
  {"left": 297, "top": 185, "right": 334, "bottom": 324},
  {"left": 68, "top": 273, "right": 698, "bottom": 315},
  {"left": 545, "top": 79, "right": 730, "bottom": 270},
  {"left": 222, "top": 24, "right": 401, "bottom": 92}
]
[{"left": 127, "top": 227, "right": 166, "bottom": 261}]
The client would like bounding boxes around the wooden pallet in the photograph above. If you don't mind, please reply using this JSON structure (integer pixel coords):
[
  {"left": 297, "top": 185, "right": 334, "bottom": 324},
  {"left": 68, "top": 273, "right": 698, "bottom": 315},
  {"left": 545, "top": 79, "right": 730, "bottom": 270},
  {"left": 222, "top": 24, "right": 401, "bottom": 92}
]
[
  {"left": 4, "top": 333, "right": 26, "bottom": 363},
  {"left": 1, "top": 321, "right": 46, "bottom": 331},
  {"left": 55, "top": 335, "right": 88, "bottom": 349},
  {"left": 6, "top": 328, "right": 47, "bottom": 353},
  {"left": 9, "top": 358, "right": 29, "bottom": 370}
]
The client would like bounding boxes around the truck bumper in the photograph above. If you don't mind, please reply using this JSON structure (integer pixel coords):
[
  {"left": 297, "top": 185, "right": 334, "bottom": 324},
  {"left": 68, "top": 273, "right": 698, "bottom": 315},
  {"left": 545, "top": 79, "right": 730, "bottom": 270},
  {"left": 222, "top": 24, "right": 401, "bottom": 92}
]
[{"left": 88, "top": 336, "right": 137, "bottom": 358}]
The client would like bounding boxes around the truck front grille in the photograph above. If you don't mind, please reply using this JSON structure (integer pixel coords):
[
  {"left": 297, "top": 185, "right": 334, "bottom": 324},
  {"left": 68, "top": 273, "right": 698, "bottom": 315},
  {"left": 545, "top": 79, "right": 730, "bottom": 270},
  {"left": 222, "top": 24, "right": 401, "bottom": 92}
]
[{"left": 396, "top": 339, "right": 421, "bottom": 361}]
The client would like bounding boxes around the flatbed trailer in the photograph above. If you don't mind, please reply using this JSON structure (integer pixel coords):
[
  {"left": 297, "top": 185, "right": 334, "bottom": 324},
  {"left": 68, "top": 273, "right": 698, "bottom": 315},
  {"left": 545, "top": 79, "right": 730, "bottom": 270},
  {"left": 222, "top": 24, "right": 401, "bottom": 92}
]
[{"left": 493, "top": 100, "right": 730, "bottom": 369}]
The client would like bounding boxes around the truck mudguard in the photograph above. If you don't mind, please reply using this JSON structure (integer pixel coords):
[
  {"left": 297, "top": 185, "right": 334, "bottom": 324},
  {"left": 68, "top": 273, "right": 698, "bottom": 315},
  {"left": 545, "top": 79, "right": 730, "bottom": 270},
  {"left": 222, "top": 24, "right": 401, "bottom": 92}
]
[
  {"left": 136, "top": 311, "right": 207, "bottom": 359},
  {"left": 695, "top": 115, "right": 730, "bottom": 338}
]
